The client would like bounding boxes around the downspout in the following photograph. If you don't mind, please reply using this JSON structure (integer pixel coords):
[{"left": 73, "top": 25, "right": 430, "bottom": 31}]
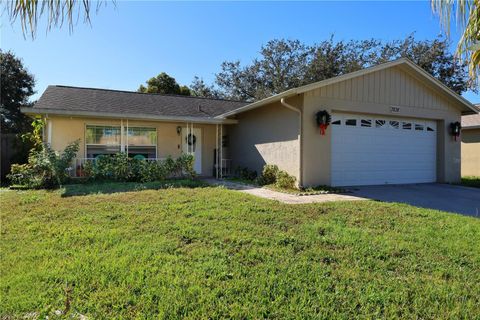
[{"left": 280, "top": 97, "right": 303, "bottom": 187}]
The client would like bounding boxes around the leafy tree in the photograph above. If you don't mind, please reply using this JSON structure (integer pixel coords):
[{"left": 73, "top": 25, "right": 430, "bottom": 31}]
[
  {"left": 431, "top": 0, "right": 479, "bottom": 87},
  {"left": 190, "top": 76, "right": 222, "bottom": 98},
  {"left": 215, "top": 39, "right": 312, "bottom": 101},
  {"left": 0, "top": 50, "right": 35, "bottom": 133},
  {"left": 138, "top": 72, "right": 191, "bottom": 96},
  {"left": 5, "top": 0, "right": 112, "bottom": 39},
  {"left": 375, "top": 35, "right": 470, "bottom": 94},
  {"left": 214, "top": 36, "right": 472, "bottom": 101}
]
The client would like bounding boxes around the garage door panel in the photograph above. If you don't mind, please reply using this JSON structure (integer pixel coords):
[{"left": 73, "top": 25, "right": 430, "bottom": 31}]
[{"left": 331, "top": 113, "right": 436, "bottom": 186}]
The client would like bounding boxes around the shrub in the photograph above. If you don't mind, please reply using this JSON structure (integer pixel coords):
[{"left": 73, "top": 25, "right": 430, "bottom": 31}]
[
  {"left": 275, "top": 170, "right": 297, "bottom": 189},
  {"left": 8, "top": 140, "right": 80, "bottom": 189},
  {"left": 258, "top": 164, "right": 279, "bottom": 185},
  {"left": 235, "top": 166, "right": 257, "bottom": 181},
  {"left": 256, "top": 164, "right": 297, "bottom": 189},
  {"left": 82, "top": 153, "right": 196, "bottom": 183},
  {"left": 175, "top": 153, "right": 196, "bottom": 178}
]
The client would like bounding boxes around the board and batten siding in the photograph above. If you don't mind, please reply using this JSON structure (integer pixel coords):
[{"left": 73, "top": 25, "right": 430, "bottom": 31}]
[{"left": 302, "top": 65, "right": 462, "bottom": 186}]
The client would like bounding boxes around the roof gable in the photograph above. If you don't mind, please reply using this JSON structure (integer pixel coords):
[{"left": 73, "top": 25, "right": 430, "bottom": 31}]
[{"left": 218, "top": 58, "right": 478, "bottom": 118}]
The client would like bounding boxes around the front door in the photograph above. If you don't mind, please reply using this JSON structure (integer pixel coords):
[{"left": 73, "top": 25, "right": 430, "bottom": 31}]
[{"left": 182, "top": 127, "right": 202, "bottom": 174}]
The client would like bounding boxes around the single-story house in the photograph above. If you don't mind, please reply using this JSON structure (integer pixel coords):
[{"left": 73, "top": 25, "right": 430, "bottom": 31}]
[
  {"left": 22, "top": 58, "right": 479, "bottom": 187},
  {"left": 461, "top": 108, "right": 480, "bottom": 176}
]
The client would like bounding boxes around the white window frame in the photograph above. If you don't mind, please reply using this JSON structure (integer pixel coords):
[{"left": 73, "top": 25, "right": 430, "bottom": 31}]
[{"left": 84, "top": 123, "right": 158, "bottom": 158}]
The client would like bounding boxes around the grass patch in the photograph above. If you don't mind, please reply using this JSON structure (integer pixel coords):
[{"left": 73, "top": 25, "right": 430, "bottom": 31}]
[
  {"left": 61, "top": 179, "right": 207, "bottom": 197},
  {"left": 1, "top": 183, "right": 479, "bottom": 318},
  {"left": 461, "top": 176, "right": 480, "bottom": 188}
]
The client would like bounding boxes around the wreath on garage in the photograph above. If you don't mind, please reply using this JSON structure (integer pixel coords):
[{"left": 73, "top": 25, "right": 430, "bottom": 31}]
[
  {"left": 315, "top": 110, "right": 331, "bottom": 135},
  {"left": 186, "top": 133, "right": 197, "bottom": 146}
]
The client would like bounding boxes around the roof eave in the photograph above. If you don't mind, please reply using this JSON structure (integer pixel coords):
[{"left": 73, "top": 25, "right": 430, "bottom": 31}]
[
  {"left": 463, "top": 125, "right": 480, "bottom": 130},
  {"left": 215, "top": 89, "right": 297, "bottom": 118},
  {"left": 21, "top": 107, "right": 238, "bottom": 124}
]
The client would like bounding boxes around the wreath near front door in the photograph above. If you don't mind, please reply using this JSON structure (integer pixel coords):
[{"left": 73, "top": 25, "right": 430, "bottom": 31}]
[{"left": 186, "top": 133, "right": 197, "bottom": 151}]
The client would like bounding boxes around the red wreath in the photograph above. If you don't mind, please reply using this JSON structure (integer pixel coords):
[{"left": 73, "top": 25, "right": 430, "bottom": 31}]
[{"left": 316, "top": 111, "right": 331, "bottom": 135}]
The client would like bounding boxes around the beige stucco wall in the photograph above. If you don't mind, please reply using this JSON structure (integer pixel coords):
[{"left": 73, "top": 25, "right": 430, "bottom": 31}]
[
  {"left": 461, "top": 128, "right": 480, "bottom": 176},
  {"left": 302, "top": 65, "right": 463, "bottom": 186},
  {"left": 45, "top": 116, "right": 218, "bottom": 176},
  {"left": 228, "top": 95, "right": 302, "bottom": 181}
]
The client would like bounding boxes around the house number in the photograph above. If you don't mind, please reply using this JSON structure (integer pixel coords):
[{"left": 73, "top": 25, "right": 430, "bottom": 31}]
[{"left": 390, "top": 106, "right": 400, "bottom": 113}]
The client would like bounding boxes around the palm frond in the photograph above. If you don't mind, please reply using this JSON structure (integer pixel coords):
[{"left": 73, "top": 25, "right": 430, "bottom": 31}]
[
  {"left": 5, "top": 0, "right": 112, "bottom": 39},
  {"left": 432, "top": 0, "right": 479, "bottom": 88}
]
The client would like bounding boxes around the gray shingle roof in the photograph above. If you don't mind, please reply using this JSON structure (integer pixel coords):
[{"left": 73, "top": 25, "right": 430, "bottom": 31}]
[
  {"left": 462, "top": 104, "right": 480, "bottom": 128},
  {"left": 32, "top": 85, "right": 247, "bottom": 119}
]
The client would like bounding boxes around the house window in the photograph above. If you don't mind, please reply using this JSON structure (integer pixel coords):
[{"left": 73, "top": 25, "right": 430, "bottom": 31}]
[
  {"left": 85, "top": 125, "right": 157, "bottom": 159},
  {"left": 332, "top": 120, "right": 341, "bottom": 125},
  {"left": 345, "top": 119, "right": 357, "bottom": 126},
  {"left": 375, "top": 120, "right": 386, "bottom": 128},
  {"left": 427, "top": 126, "right": 435, "bottom": 132},
  {"left": 125, "top": 127, "right": 157, "bottom": 159},
  {"left": 402, "top": 122, "right": 412, "bottom": 130},
  {"left": 389, "top": 121, "right": 400, "bottom": 129},
  {"left": 415, "top": 123, "right": 424, "bottom": 131},
  {"left": 361, "top": 119, "right": 372, "bottom": 127},
  {"left": 86, "top": 125, "right": 121, "bottom": 158}
]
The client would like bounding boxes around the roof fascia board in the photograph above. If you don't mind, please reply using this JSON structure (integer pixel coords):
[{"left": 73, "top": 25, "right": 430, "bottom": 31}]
[
  {"left": 399, "top": 60, "right": 478, "bottom": 114},
  {"left": 463, "top": 125, "right": 480, "bottom": 130},
  {"left": 21, "top": 107, "right": 238, "bottom": 124},
  {"left": 216, "top": 89, "right": 297, "bottom": 118}
]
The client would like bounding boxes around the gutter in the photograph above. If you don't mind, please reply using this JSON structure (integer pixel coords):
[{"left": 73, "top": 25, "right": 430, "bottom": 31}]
[
  {"left": 280, "top": 97, "right": 303, "bottom": 187},
  {"left": 20, "top": 107, "right": 238, "bottom": 124}
]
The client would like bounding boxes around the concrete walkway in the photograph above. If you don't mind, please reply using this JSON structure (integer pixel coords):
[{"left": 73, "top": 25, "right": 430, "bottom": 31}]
[{"left": 203, "top": 179, "right": 366, "bottom": 204}]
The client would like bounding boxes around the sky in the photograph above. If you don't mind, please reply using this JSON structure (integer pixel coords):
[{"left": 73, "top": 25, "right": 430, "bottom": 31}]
[{"left": 1, "top": 1, "right": 479, "bottom": 103}]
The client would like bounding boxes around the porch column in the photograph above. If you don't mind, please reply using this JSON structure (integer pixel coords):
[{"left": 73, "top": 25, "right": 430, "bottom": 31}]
[
  {"left": 216, "top": 124, "right": 219, "bottom": 179},
  {"left": 120, "top": 119, "right": 125, "bottom": 152},
  {"left": 220, "top": 124, "right": 223, "bottom": 179}
]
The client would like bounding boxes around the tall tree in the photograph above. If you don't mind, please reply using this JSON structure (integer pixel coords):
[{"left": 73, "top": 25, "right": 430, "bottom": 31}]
[
  {"left": 215, "top": 39, "right": 312, "bottom": 101},
  {"left": 5, "top": 0, "right": 112, "bottom": 39},
  {"left": 214, "top": 36, "right": 472, "bottom": 101},
  {"left": 375, "top": 35, "right": 470, "bottom": 94},
  {"left": 431, "top": 0, "right": 479, "bottom": 87},
  {"left": 190, "top": 76, "right": 222, "bottom": 98},
  {"left": 138, "top": 72, "right": 191, "bottom": 96},
  {"left": 0, "top": 50, "right": 35, "bottom": 133}
]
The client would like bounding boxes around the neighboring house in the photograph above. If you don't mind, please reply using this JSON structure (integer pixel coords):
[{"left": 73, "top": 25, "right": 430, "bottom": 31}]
[
  {"left": 22, "top": 58, "right": 478, "bottom": 187},
  {"left": 461, "top": 108, "right": 480, "bottom": 176}
]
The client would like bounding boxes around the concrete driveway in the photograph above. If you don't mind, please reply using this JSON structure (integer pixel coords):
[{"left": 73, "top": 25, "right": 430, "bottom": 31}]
[{"left": 351, "top": 184, "right": 480, "bottom": 217}]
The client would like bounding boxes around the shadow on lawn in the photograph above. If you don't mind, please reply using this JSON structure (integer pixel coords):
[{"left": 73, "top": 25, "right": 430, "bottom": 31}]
[{"left": 61, "top": 179, "right": 209, "bottom": 197}]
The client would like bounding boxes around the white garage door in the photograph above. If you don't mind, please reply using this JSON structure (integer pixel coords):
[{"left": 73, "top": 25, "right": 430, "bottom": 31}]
[{"left": 331, "top": 113, "right": 437, "bottom": 186}]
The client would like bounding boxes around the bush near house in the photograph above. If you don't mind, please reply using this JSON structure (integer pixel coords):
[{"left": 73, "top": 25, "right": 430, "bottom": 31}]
[
  {"left": 256, "top": 164, "right": 297, "bottom": 189},
  {"left": 82, "top": 153, "right": 195, "bottom": 183},
  {"left": 8, "top": 140, "right": 80, "bottom": 189}
]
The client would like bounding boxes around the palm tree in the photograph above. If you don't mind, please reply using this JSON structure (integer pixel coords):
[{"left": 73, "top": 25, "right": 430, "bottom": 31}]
[
  {"left": 5, "top": 0, "right": 112, "bottom": 39},
  {"left": 431, "top": 0, "right": 479, "bottom": 87}
]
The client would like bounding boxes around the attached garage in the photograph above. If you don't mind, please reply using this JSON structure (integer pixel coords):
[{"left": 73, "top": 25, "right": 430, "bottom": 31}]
[
  {"left": 331, "top": 113, "right": 437, "bottom": 186},
  {"left": 223, "top": 58, "right": 479, "bottom": 187}
]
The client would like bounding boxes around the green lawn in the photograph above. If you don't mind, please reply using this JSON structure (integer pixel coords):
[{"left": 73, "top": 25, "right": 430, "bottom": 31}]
[{"left": 1, "top": 183, "right": 479, "bottom": 319}]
